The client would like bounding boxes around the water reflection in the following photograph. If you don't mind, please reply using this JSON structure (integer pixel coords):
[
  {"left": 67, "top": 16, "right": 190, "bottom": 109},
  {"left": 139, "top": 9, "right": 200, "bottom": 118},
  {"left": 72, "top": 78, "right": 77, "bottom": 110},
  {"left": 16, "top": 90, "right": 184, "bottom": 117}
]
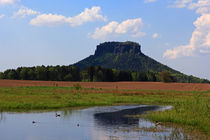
[
  {"left": 94, "top": 106, "right": 158, "bottom": 126},
  {"left": 0, "top": 112, "right": 6, "bottom": 123}
]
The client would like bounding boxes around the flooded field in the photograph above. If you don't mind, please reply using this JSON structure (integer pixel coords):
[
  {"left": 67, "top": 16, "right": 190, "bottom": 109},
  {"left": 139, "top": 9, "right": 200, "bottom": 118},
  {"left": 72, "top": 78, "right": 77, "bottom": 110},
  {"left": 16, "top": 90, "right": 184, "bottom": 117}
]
[{"left": 0, "top": 105, "right": 202, "bottom": 140}]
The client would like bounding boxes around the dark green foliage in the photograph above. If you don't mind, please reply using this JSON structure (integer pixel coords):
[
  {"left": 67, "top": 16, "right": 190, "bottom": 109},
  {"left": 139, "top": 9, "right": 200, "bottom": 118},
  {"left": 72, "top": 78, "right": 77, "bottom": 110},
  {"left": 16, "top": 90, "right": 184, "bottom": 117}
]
[
  {"left": 0, "top": 65, "right": 80, "bottom": 81},
  {"left": 160, "top": 70, "right": 175, "bottom": 83},
  {"left": 1, "top": 69, "right": 18, "bottom": 79},
  {"left": 73, "top": 83, "right": 82, "bottom": 90},
  {"left": 19, "top": 68, "right": 28, "bottom": 80},
  {"left": 0, "top": 65, "right": 208, "bottom": 83},
  {"left": 81, "top": 66, "right": 115, "bottom": 82},
  {"left": 0, "top": 72, "right": 3, "bottom": 79}
]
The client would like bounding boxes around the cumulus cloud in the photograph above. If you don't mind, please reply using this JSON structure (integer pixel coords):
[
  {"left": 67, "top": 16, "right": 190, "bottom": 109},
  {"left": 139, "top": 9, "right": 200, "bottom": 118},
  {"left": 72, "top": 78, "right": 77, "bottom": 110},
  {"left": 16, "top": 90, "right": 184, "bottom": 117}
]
[
  {"left": 13, "top": 7, "right": 40, "bottom": 18},
  {"left": 163, "top": 45, "right": 195, "bottom": 59},
  {"left": 0, "top": 0, "right": 20, "bottom": 5},
  {"left": 164, "top": 14, "right": 210, "bottom": 59},
  {"left": 173, "top": 0, "right": 193, "bottom": 8},
  {"left": 68, "top": 6, "right": 107, "bottom": 26},
  {"left": 173, "top": 0, "right": 210, "bottom": 14},
  {"left": 30, "top": 14, "right": 68, "bottom": 27},
  {"left": 90, "top": 18, "right": 145, "bottom": 40},
  {"left": 152, "top": 33, "right": 159, "bottom": 38},
  {"left": 144, "top": 0, "right": 157, "bottom": 3},
  {"left": 30, "top": 6, "right": 106, "bottom": 27},
  {"left": 164, "top": 0, "right": 210, "bottom": 59},
  {"left": 0, "top": 14, "right": 5, "bottom": 19},
  {"left": 193, "top": 0, "right": 210, "bottom": 14}
]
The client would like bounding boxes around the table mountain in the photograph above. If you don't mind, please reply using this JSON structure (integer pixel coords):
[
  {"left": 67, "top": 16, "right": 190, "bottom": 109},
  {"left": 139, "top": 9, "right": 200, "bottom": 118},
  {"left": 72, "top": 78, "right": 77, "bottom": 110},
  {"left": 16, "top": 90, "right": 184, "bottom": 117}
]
[{"left": 74, "top": 41, "right": 180, "bottom": 73}]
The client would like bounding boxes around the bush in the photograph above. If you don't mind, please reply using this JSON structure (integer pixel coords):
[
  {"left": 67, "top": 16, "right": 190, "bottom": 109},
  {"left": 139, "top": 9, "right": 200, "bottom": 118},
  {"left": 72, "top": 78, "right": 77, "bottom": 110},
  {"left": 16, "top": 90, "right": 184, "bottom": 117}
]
[
  {"left": 0, "top": 72, "right": 3, "bottom": 79},
  {"left": 160, "top": 70, "right": 174, "bottom": 83},
  {"left": 73, "top": 83, "right": 82, "bottom": 90}
]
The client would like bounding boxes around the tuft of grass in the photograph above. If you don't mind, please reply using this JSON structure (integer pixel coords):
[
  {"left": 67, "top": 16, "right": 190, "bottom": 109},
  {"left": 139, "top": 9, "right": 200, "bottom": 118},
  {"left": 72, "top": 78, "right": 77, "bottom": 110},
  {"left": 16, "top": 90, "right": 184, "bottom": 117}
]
[{"left": 72, "top": 83, "right": 82, "bottom": 90}]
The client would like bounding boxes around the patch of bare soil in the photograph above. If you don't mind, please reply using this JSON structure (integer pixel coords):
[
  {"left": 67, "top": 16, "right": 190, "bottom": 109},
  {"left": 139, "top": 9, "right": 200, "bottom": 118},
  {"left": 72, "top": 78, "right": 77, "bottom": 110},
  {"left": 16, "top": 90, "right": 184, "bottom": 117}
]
[{"left": 0, "top": 80, "right": 210, "bottom": 91}]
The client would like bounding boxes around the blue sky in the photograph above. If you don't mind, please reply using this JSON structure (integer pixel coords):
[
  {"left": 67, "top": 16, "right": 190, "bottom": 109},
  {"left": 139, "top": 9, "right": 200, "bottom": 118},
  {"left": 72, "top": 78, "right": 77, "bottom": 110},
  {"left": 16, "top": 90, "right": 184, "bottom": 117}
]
[{"left": 0, "top": 0, "right": 210, "bottom": 80}]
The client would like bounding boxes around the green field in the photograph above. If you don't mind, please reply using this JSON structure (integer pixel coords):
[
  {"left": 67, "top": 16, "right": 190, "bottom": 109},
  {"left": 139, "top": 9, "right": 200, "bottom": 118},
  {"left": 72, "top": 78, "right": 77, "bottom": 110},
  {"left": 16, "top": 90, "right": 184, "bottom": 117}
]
[{"left": 0, "top": 86, "right": 209, "bottom": 136}]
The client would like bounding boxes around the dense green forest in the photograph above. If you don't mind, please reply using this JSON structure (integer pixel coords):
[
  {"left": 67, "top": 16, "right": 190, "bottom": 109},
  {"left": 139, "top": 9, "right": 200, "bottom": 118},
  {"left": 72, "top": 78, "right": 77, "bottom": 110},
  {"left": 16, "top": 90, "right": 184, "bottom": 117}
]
[{"left": 0, "top": 65, "right": 209, "bottom": 83}]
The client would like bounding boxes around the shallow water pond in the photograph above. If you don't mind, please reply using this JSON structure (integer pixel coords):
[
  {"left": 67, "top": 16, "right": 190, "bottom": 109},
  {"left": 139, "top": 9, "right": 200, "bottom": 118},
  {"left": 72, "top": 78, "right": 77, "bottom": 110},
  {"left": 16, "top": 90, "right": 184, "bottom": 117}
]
[{"left": 0, "top": 105, "right": 198, "bottom": 140}]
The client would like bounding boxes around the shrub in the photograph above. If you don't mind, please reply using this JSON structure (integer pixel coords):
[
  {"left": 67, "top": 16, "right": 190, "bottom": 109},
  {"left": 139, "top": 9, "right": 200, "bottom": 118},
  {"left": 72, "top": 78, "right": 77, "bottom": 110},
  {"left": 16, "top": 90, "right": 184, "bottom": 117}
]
[
  {"left": 73, "top": 83, "right": 82, "bottom": 90},
  {"left": 160, "top": 70, "right": 175, "bottom": 83}
]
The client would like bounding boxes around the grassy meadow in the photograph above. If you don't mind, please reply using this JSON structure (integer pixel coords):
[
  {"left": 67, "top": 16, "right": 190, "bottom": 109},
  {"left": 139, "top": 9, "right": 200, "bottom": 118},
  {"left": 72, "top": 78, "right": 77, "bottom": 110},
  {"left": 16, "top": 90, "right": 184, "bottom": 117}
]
[{"left": 0, "top": 85, "right": 209, "bottom": 135}]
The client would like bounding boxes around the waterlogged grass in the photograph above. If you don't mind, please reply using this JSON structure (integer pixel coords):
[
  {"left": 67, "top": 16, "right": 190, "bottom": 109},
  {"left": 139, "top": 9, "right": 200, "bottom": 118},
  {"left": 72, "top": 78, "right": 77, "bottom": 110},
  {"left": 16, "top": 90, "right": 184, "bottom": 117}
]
[
  {"left": 0, "top": 86, "right": 209, "bottom": 135},
  {"left": 144, "top": 93, "right": 210, "bottom": 135}
]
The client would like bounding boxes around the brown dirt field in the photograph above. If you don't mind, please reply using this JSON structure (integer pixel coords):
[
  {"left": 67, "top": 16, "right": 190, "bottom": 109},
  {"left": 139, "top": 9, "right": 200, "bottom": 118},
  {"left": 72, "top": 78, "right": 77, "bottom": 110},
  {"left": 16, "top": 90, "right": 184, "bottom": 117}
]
[{"left": 0, "top": 80, "right": 210, "bottom": 91}]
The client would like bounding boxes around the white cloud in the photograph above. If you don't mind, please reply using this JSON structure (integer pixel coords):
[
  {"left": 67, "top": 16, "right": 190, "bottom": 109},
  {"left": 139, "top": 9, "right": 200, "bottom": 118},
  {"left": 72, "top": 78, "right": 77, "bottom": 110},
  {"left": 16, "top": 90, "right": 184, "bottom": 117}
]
[
  {"left": 0, "top": 14, "right": 5, "bottom": 19},
  {"left": 30, "top": 14, "right": 68, "bottom": 27},
  {"left": 152, "top": 33, "right": 159, "bottom": 38},
  {"left": 163, "top": 13, "right": 210, "bottom": 59},
  {"left": 164, "top": 0, "right": 210, "bottom": 59},
  {"left": 0, "top": 0, "right": 20, "bottom": 5},
  {"left": 144, "top": 0, "right": 157, "bottom": 3},
  {"left": 30, "top": 6, "right": 106, "bottom": 27},
  {"left": 163, "top": 45, "right": 195, "bottom": 59},
  {"left": 91, "top": 18, "right": 145, "bottom": 40},
  {"left": 173, "top": 0, "right": 210, "bottom": 14},
  {"left": 203, "top": 32, "right": 210, "bottom": 46},
  {"left": 173, "top": 0, "right": 193, "bottom": 8},
  {"left": 13, "top": 7, "right": 40, "bottom": 18},
  {"left": 193, "top": 0, "right": 210, "bottom": 14},
  {"left": 68, "top": 6, "right": 106, "bottom": 26},
  {"left": 91, "top": 21, "right": 119, "bottom": 40}
]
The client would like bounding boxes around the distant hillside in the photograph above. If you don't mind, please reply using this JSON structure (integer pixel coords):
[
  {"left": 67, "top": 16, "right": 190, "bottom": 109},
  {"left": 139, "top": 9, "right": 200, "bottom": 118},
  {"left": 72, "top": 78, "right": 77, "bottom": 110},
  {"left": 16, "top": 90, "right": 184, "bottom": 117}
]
[
  {"left": 74, "top": 41, "right": 209, "bottom": 83},
  {"left": 75, "top": 41, "right": 179, "bottom": 73}
]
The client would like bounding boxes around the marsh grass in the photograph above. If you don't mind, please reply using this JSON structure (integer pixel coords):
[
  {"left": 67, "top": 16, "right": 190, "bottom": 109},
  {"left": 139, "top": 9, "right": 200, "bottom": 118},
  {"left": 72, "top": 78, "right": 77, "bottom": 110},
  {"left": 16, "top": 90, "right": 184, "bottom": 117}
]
[
  {"left": 144, "top": 92, "right": 210, "bottom": 135},
  {"left": 0, "top": 86, "right": 209, "bottom": 136}
]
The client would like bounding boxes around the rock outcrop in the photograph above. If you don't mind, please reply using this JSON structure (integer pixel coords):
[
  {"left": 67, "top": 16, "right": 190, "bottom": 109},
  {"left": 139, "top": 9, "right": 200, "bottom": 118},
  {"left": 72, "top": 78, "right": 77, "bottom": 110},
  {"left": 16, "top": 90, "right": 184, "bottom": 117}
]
[{"left": 94, "top": 41, "right": 141, "bottom": 56}]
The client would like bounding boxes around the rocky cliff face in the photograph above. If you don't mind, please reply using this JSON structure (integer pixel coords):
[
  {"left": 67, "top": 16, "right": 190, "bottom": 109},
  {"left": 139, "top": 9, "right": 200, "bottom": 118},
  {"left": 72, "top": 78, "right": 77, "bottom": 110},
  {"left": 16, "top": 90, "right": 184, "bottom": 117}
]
[{"left": 94, "top": 41, "right": 141, "bottom": 56}]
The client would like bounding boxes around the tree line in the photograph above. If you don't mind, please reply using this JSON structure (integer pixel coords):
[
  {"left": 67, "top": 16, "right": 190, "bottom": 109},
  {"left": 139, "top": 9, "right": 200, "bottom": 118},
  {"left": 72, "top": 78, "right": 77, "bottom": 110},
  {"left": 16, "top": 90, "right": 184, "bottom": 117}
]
[{"left": 0, "top": 65, "right": 209, "bottom": 83}]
